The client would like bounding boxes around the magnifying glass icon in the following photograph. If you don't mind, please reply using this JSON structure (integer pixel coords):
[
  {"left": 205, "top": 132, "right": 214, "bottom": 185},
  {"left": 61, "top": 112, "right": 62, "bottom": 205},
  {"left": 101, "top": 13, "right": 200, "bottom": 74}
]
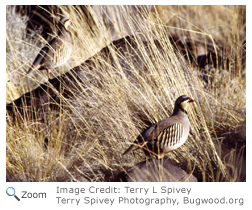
[{"left": 6, "top": 187, "right": 20, "bottom": 201}]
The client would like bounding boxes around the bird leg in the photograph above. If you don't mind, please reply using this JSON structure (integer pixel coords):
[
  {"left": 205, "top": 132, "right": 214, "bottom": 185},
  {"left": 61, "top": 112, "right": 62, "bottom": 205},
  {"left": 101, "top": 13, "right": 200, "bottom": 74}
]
[{"left": 47, "top": 70, "right": 54, "bottom": 79}]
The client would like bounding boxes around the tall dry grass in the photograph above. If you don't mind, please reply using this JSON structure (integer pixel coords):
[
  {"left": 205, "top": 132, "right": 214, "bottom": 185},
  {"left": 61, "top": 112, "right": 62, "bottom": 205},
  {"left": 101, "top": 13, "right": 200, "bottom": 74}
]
[{"left": 6, "top": 5, "right": 245, "bottom": 181}]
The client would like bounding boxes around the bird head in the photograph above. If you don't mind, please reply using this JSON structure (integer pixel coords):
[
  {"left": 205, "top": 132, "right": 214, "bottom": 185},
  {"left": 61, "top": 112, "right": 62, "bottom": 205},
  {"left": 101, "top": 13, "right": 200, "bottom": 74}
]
[
  {"left": 59, "top": 17, "right": 72, "bottom": 30},
  {"left": 174, "top": 95, "right": 194, "bottom": 114}
]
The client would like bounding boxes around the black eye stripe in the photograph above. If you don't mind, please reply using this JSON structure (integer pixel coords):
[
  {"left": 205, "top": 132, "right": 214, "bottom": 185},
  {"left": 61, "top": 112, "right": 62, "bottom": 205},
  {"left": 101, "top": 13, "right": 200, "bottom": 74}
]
[{"left": 180, "top": 98, "right": 189, "bottom": 103}]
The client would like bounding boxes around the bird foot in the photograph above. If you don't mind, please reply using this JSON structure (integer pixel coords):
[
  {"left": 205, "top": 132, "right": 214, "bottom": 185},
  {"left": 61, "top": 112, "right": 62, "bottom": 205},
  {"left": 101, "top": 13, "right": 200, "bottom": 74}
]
[{"left": 48, "top": 71, "right": 54, "bottom": 79}]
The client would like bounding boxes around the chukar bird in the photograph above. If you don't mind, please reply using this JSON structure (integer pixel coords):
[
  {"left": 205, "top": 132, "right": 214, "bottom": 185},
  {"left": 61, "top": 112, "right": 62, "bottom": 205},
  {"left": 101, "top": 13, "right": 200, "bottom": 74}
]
[
  {"left": 27, "top": 17, "right": 72, "bottom": 79},
  {"left": 123, "top": 95, "right": 194, "bottom": 159}
]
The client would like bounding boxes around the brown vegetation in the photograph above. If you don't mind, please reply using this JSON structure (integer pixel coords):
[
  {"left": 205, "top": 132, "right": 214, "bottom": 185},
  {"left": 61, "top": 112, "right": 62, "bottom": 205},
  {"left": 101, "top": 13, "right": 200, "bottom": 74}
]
[{"left": 6, "top": 5, "right": 245, "bottom": 182}]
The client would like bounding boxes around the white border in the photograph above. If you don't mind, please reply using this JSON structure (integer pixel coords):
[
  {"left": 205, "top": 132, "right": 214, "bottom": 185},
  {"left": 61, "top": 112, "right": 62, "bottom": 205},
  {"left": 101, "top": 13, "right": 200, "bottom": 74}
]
[{"left": 2, "top": 2, "right": 250, "bottom": 209}]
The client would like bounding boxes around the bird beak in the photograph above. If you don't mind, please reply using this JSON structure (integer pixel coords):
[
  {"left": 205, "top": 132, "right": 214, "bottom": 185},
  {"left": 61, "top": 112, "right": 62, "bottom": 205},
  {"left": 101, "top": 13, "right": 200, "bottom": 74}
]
[{"left": 189, "top": 98, "right": 194, "bottom": 102}]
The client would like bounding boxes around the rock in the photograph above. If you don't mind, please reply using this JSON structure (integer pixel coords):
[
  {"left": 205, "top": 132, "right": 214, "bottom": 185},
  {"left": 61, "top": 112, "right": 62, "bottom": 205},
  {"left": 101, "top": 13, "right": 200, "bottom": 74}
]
[{"left": 116, "top": 158, "right": 197, "bottom": 182}]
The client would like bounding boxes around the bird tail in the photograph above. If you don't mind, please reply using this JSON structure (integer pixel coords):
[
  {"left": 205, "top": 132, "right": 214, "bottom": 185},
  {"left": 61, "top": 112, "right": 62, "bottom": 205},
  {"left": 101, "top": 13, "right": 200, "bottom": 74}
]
[
  {"left": 122, "top": 134, "right": 147, "bottom": 156},
  {"left": 26, "top": 67, "right": 32, "bottom": 74},
  {"left": 27, "top": 63, "right": 41, "bottom": 75},
  {"left": 122, "top": 139, "right": 147, "bottom": 155},
  {"left": 122, "top": 144, "right": 138, "bottom": 156}
]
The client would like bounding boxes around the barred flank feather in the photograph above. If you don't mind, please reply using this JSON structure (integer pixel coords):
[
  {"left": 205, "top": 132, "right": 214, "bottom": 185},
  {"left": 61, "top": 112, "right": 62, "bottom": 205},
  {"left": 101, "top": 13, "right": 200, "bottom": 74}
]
[
  {"left": 54, "top": 41, "right": 72, "bottom": 67},
  {"left": 157, "top": 123, "right": 183, "bottom": 149}
]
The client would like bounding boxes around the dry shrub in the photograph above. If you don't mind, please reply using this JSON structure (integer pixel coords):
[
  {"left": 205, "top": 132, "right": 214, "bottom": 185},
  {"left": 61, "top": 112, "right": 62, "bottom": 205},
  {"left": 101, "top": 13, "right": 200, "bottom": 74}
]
[{"left": 6, "top": 5, "right": 245, "bottom": 181}]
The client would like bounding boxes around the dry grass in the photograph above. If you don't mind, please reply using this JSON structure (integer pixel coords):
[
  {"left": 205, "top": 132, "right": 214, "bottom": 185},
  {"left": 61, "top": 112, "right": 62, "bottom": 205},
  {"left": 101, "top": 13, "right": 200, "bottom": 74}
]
[{"left": 6, "top": 5, "right": 245, "bottom": 182}]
